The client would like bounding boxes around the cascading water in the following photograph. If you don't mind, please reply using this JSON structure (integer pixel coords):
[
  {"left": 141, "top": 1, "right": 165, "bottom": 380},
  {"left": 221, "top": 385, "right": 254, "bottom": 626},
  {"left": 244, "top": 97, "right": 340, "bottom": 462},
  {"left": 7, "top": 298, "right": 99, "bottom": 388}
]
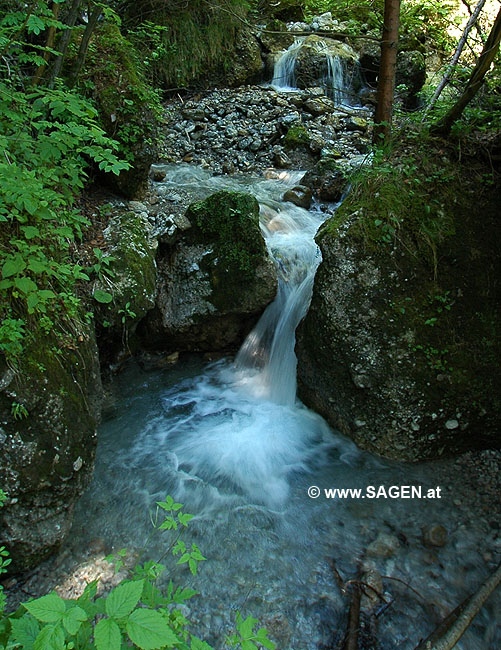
[
  {"left": 270, "top": 37, "right": 354, "bottom": 106},
  {"left": 67, "top": 166, "right": 500, "bottom": 650},
  {"left": 270, "top": 38, "right": 304, "bottom": 90}
]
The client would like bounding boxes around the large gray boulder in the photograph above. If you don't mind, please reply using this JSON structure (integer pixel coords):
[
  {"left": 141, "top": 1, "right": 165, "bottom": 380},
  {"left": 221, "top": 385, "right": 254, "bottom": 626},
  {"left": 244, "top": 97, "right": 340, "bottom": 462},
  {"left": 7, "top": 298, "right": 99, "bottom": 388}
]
[
  {"left": 142, "top": 191, "right": 277, "bottom": 352},
  {"left": 0, "top": 316, "right": 102, "bottom": 571},
  {"left": 296, "top": 151, "right": 500, "bottom": 462}
]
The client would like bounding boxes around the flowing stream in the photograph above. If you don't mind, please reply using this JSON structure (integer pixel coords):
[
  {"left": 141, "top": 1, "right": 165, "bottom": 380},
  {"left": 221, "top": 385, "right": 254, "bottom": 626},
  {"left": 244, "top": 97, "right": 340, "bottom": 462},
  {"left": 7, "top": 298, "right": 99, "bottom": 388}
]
[{"left": 69, "top": 167, "right": 500, "bottom": 649}]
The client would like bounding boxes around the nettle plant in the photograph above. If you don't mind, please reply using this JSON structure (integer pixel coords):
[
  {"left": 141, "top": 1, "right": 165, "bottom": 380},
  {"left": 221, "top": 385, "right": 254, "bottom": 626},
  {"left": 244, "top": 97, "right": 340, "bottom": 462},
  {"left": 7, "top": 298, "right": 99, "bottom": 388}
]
[{"left": 0, "top": 494, "right": 275, "bottom": 650}]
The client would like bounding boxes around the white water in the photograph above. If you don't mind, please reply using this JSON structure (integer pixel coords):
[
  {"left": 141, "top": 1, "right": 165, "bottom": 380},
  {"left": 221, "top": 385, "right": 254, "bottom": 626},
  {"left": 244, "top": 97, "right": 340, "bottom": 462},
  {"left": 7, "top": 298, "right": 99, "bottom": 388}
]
[
  {"left": 271, "top": 38, "right": 304, "bottom": 90},
  {"left": 271, "top": 37, "right": 352, "bottom": 105},
  {"left": 68, "top": 166, "right": 500, "bottom": 649}
]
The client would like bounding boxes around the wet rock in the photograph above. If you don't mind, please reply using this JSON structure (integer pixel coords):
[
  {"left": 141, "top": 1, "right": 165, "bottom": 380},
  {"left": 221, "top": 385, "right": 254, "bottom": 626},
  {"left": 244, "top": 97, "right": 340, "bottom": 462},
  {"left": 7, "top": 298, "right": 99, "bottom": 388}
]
[
  {"left": 360, "top": 568, "right": 383, "bottom": 611},
  {"left": 367, "top": 533, "right": 401, "bottom": 558},
  {"left": 294, "top": 36, "right": 358, "bottom": 91},
  {"left": 422, "top": 524, "right": 448, "bottom": 548},
  {"left": 142, "top": 191, "right": 277, "bottom": 352},
  {"left": 283, "top": 185, "right": 313, "bottom": 209},
  {"left": 301, "top": 158, "right": 348, "bottom": 202},
  {"left": 151, "top": 167, "right": 167, "bottom": 182},
  {"left": 93, "top": 211, "right": 158, "bottom": 362},
  {"left": 0, "top": 319, "right": 102, "bottom": 571}
]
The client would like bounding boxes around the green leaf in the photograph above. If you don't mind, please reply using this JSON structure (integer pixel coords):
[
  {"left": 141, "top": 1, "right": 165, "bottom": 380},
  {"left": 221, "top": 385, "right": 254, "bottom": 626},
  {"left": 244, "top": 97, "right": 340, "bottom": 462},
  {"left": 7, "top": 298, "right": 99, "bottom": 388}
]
[
  {"left": 94, "top": 617, "right": 121, "bottom": 650},
  {"left": 22, "top": 226, "right": 40, "bottom": 239},
  {"left": 9, "top": 616, "right": 40, "bottom": 649},
  {"left": 190, "top": 636, "right": 213, "bottom": 650},
  {"left": 33, "top": 623, "right": 65, "bottom": 650},
  {"left": 126, "top": 609, "right": 178, "bottom": 650},
  {"left": 105, "top": 580, "right": 144, "bottom": 619},
  {"left": 93, "top": 289, "right": 113, "bottom": 304},
  {"left": 2, "top": 256, "right": 26, "bottom": 278},
  {"left": 14, "top": 276, "right": 38, "bottom": 294},
  {"left": 24, "top": 593, "right": 66, "bottom": 623},
  {"left": 61, "top": 605, "right": 87, "bottom": 635}
]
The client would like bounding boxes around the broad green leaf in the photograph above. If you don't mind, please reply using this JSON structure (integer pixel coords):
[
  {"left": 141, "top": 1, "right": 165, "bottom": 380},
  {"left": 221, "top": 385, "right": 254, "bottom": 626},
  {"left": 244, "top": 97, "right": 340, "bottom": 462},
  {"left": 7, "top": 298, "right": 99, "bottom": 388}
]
[
  {"left": 190, "top": 636, "right": 212, "bottom": 650},
  {"left": 126, "top": 609, "right": 178, "bottom": 650},
  {"left": 2, "top": 256, "right": 26, "bottom": 278},
  {"left": 105, "top": 580, "right": 144, "bottom": 619},
  {"left": 9, "top": 616, "right": 40, "bottom": 649},
  {"left": 22, "top": 226, "right": 40, "bottom": 239},
  {"left": 241, "top": 641, "right": 257, "bottom": 650},
  {"left": 94, "top": 617, "right": 121, "bottom": 650},
  {"left": 93, "top": 289, "right": 113, "bottom": 304},
  {"left": 61, "top": 605, "right": 87, "bottom": 635},
  {"left": 28, "top": 258, "right": 50, "bottom": 274},
  {"left": 14, "top": 276, "right": 38, "bottom": 294},
  {"left": 33, "top": 623, "right": 65, "bottom": 650},
  {"left": 27, "top": 293, "right": 40, "bottom": 312},
  {"left": 24, "top": 593, "right": 66, "bottom": 623}
]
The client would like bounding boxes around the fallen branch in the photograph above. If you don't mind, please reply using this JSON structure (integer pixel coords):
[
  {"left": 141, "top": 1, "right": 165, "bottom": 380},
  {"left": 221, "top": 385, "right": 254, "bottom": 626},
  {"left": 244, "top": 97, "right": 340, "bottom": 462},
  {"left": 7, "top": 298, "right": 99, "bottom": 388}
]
[{"left": 414, "top": 562, "right": 501, "bottom": 650}]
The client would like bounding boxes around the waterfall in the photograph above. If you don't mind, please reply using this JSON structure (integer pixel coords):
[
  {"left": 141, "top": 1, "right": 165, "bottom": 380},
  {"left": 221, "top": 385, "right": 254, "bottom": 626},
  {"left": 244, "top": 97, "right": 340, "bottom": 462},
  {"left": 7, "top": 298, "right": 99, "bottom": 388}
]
[
  {"left": 271, "top": 37, "right": 354, "bottom": 106},
  {"left": 270, "top": 38, "right": 304, "bottom": 90},
  {"left": 325, "top": 51, "right": 349, "bottom": 104}
]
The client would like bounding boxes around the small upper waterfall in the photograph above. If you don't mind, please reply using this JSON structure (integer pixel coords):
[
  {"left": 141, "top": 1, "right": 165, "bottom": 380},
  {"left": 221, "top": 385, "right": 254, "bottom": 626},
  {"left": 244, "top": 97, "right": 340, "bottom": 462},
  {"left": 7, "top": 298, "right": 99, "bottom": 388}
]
[
  {"left": 270, "top": 38, "right": 304, "bottom": 90},
  {"left": 271, "top": 37, "right": 356, "bottom": 106}
]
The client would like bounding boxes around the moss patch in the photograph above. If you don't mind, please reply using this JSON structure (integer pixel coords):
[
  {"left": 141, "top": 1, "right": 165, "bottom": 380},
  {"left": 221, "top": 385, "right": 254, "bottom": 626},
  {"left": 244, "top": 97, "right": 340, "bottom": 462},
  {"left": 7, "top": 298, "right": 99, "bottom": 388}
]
[{"left": 185, "top": 191, "right": 267, "bottom": 309}]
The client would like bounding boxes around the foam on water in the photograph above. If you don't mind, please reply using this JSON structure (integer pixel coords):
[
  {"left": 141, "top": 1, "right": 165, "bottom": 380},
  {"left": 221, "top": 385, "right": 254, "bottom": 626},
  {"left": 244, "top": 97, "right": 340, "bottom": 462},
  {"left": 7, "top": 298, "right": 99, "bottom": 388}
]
[{"left": 69, "top": 166, "right": 500, "bottom": 650}]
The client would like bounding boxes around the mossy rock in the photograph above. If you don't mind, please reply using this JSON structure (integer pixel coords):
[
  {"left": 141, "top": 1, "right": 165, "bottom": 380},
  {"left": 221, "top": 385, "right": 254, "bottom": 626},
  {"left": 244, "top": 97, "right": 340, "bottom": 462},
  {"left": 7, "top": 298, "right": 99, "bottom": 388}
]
[
  {"left": 0, "top": 312, "right": 102, "bottom": 570},
  {"left": 297, "top": 138, "right": 501, "bottom": 461},
  {"left": 93, "top": 211, "right": 158, "bottom": 361},
  {"left": 78, "top": 23, "right": 163, "bottom": 198},
  {"left": 284, "top": 125, "right": 311, "bottom": 150},
  {"left": 185, "top": 191, "right": 266, "bottom": 307},
  {"left": 142, "top": 191, "right": 277, "bottom": 352}
]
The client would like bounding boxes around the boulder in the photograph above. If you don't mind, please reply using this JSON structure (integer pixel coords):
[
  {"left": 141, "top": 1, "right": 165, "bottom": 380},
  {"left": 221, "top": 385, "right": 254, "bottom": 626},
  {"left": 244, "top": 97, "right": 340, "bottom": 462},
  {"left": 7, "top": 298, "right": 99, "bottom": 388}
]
[
  {"left": 93, "top": 210, "right": 158, "bottom": 362},
  {"left": 141, "top": 191, "right": 277, "bottom": 352},
  {"left": 300, "top": 158, "right": 348, "bottom": 202},
  {"left": 283, "top": 185, "right": 313, "bottom": 209},
  {"left": 294, "top": 36, "right": 358, "bottom": 93},
  {"left": 0, "top": 316, "right": 102, "bottom": 571},
  {"left": 296, "top": 148, "right": 500, "bottom": 461}
]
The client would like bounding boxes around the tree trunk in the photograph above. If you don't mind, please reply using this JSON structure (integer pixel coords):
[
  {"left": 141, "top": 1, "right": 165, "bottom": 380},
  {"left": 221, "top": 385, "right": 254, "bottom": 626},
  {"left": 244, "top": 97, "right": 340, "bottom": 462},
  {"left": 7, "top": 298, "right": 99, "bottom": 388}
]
[
  {"left": 372, "top": 0, "right": 401, "bottom": 145},
  {"left": 32, "top": 1, "right": 61, "bottom": 86},
  {"left": 423, "top": 0, "right": 487, "bottom": 118},
  {"left": 431, "top": 6, "right": 501, "bottom": 137},
  {"left": 47, "top": 0, "right": 84, "bottom": 88},
  {"left": 68, "top": 4, "right": 102, "bottom": 88}
]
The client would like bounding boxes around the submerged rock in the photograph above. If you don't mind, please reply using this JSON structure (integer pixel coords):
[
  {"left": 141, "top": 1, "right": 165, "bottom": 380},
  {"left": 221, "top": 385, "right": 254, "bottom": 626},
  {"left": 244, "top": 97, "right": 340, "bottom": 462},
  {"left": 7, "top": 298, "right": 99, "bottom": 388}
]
[
  {"left": 0, "top": 317, "right": 102, "bottom": 571},
  {"left": 141, "top": 191, "right": 277, "bottom": 351}
]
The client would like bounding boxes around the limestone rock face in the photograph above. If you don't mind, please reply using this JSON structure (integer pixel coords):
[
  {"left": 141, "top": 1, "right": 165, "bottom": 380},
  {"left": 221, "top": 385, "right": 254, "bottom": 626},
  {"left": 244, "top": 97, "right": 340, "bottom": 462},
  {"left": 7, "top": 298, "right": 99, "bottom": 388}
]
[
  {"left": 296, "top": 160, "right": 500, "bottom": 461},
  {"left": 0, "top": 318, "right": 102, "bottom": 571},
  {"left": 142, "top": 191, "right": 277, "bottom": 352}
]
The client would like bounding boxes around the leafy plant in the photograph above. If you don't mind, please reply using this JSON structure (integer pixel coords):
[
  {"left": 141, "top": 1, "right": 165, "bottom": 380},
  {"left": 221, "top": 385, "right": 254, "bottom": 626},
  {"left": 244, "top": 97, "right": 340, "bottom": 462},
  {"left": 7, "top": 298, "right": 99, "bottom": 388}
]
[{"left": 0, "top": 495, "right": 276, "bottom": 650}]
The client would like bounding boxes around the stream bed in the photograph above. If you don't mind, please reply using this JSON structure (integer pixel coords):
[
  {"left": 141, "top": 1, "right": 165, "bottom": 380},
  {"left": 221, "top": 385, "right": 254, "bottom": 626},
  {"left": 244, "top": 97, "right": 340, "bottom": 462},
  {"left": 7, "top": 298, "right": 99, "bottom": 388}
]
[{"left": 65, "top": 167, "right": 500, "bottom": 649}]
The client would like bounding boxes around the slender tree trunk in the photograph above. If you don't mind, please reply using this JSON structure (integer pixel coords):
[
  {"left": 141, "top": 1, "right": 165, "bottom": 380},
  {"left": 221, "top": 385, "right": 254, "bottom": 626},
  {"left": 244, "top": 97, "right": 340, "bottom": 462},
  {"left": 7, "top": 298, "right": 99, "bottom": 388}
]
[
  {"left": 373, "top": 0, "right": 401, "bottom": 145},
  {"left": 431, "top": 6, "right": 501, "bottom": 137},
  {"left": 423, "top": 0, "right": 487, "bottom": 118},
  {"left": 32, "top": 1, "right": 61, "bottom": 86},
  {"left": 68, "top": 4, "right": 102, "bottom": 88},
  {"left": 47, "top": 0, "right": 84, "bottom": 88}
]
